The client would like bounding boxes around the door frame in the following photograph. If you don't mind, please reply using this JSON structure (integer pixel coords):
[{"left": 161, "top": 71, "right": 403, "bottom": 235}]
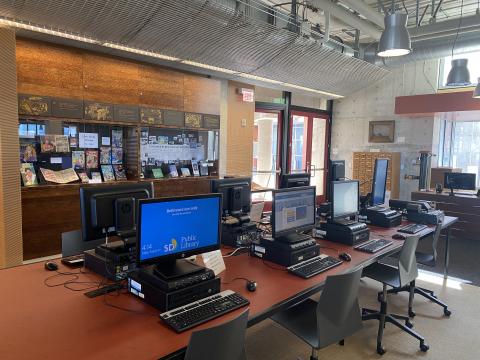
[{"left": 288, "top": 108, "right": 330, "bottom": 203}]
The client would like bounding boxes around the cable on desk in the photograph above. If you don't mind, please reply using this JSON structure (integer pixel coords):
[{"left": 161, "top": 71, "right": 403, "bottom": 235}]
[
  {"left": 223, "top": 247, "right": 249, "bottom": 258},
  {"left": 221, "top": 277, "right": 251, "bottom": 285},
  {"left": 320, "top": 246, "right": 340, "bottom": 255},
  {"left": 262, "top": 258, "right": 287, "bottom": 272}
]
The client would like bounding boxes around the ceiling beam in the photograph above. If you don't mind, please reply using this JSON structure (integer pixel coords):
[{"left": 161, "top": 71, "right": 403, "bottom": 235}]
[
  {"left": 307, "top": 0, "right": 382, "bottom": 40},
  {"left": 339, "top": 0, "right": 385, "bottom": 29}
]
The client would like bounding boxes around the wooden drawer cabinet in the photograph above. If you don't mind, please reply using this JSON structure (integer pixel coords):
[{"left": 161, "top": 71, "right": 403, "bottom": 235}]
[
  {"left": 352, "top": 152, "right": 400, "bottom": 199},
  {"left": 412, "top": 191, "right": 480, "bottom": 240}
]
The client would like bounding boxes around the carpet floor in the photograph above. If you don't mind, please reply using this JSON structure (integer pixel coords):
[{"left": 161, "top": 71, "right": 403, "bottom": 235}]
[{"left": 246, "top": 275, "right": 480, "bottom": 360}]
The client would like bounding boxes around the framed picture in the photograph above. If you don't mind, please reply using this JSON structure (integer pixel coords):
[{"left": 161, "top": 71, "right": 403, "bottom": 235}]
[{"left": 369, "top": 121, "right": 395, "bottom": 143}]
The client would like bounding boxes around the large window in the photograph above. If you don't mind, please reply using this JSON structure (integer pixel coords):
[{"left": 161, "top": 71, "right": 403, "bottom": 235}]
[
  {"left": 438, "top": 112, "right": 480, "bottom": 187},
  {"left": 252, "top": 111, "right": 281, "bottom": 200}
]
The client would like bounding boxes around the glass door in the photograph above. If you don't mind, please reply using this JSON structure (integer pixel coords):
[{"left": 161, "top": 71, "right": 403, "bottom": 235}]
[
  {"left": 288, "top": 110, "right": 329, "bottom": 203},
  {"left": 252, "top": 110, "right": 282, "bottom": 201}
]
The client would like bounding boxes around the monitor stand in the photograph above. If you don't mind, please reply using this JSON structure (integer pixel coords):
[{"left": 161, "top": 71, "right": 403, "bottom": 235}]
[
  {"left": 153, "top": 259, "right": 205, "bottom": 280},
  {"left": 448, "top": 187, "right": 455, "bottom": 196}
]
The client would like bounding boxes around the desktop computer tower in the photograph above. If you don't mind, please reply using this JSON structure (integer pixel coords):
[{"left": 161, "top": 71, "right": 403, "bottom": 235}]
[{"left": 128, "top": 270, "right": 221, "bottom": 311}]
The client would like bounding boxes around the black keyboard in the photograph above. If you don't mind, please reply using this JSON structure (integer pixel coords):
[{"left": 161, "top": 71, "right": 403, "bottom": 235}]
[
  {"left": 287, "top": 255, "right": 343, "bottom": 279},
  {"left": 159, "top": 290, "right": 249, "bottom": 333},
  {"left": 398, "top": 224, "right": 428, "bottom": 234},
  {"left": 355, "top": 239, "right": 393, "bottom": 253}
]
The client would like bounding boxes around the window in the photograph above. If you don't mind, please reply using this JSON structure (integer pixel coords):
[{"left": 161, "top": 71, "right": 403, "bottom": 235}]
[
  {"left": 438, "top": 112, "right": 480, "bottom": 187},
  {"left": 439, "top": 52, "right": 480, "bottom": 89},
  {"left": 252, "top": 111, "right": 281, "bottom": 201}
]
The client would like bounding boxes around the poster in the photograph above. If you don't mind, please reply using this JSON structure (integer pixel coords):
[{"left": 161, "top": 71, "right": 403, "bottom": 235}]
[{"left": 79, "top": 133, "right": 99, "bottom": 148}]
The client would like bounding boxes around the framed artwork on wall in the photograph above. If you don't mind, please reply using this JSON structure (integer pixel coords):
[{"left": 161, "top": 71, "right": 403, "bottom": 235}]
[{"left": 369, "top": 120, "right": 395, "bottom": 143}]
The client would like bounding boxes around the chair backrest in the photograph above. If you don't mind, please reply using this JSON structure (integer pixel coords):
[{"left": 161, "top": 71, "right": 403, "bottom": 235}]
[
  {"left": 430, "top": 220, "right": 443, "bottom": 263},
  {"left": 316, "top": 267, "right": 363, "bottom": 348},
  {"left": 398, "top": 236, "right": 420, "bottom": 286},
  {"left": 184, "top": 310, "right": 249, "bottom": 360}
]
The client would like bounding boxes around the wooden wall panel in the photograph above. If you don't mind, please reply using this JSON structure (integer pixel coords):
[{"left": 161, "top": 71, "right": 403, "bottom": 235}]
[
  {"left": 83, "top": 53, "right": 140, "bottom": 104},
  {"left": 184, "top": 75, "right": 221, "bottom": 115},
  {"left": 16, "top": 38, "right": 84, "bottom": 99},
  {"left": 0, "top": 28, "right": 23, "bottom": 268},
  {"left": 138, "top": 64, "right": 184, "bottom": 110},
  {"left": 226, "top": 81, "right": 254, "bottom": 176}
]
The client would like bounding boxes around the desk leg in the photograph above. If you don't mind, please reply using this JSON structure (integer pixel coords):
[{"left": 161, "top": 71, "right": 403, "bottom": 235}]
[{"left": 444, "top": 229, "right": 451, "bottom": 279}]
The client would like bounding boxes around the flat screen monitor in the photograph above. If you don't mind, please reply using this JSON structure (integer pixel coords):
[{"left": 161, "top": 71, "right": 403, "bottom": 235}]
[
  {"left": 210, "top": 177, "right": 251, "bottom": 217},
  {"left": 444, "top": 172, "right": 476, "bottom": 191},
  {"left": 80, "top": 183, "right": 154, "bottom": 242},
  {"left": 279, "top": 173, "right": 311, "bottom": 188},
  {"left": 272, "top": 186, "right": 316, "bottom": 238},
  {"left": 331, "top": 180, "right": 359, "bottom": 219},
  {"left": 371, "top": 158, "right": 389, "bottom": 206},
  {"left": 136, "top": 194, "right": 221, "bottom": 267}
]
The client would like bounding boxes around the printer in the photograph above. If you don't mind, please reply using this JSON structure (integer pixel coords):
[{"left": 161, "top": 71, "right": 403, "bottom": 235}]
[{"left": 389, "top": 199, "right": 444, "bottom": 225}]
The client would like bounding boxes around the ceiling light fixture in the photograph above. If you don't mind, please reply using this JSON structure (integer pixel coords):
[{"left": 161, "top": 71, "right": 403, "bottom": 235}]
[
  {"left": 377, "top": 12, "right": 411, "bottom": 57},
  {"left": 0, "top": 17, "right": 344, "bottom": 98}
]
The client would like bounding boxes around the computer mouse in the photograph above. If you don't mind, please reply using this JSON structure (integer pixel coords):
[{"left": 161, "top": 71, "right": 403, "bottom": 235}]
[
  {"left": 392, "top": 233, "right": 407, "bottom": 240},
  {"left": 44, "top": 261, "right": 58, "bottom": 271},
  {"left": 339, "top": 252, "right": 352, "bottom": 262},
  {"left": 246, "top": 280, "right": 257, "bottom": 292}
]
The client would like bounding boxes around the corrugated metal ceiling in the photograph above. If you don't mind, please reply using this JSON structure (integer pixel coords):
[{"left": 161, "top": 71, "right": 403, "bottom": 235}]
[{"left": 0, "top": 0, "right": 389, "bottom": 97}]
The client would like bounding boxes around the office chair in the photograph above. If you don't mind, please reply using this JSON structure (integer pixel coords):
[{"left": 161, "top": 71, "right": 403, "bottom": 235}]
[
  {"left": 271, "top": 268, "right": 363, "bottom": 360},
  {"left": 362, "top": 236, "right": 429, "bottom": 355},
  {"left": 184, "top": 310, "right": 249, "bottom": 360},
  {"left": 386, "top": 221, "right": 451, "bottom": 317}
]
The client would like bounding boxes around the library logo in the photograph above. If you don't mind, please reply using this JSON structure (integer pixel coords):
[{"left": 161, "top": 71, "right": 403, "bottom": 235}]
[{"left": 164, "top": 238, "right": 178, "bottom": 252}]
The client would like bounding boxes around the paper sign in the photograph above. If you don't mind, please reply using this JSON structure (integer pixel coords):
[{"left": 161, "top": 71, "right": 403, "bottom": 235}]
[
  {"left": 50, "top": 157, "right": 62, "bottom": 164},
  {"left": 79, "top": 132, "right": 98, "bottom": 148},
  {"left": 201, "top": 250, "right": 226, "bottom": 276},
  {"left": 102, "top": 137, "right": 111, "bottom": 146}
]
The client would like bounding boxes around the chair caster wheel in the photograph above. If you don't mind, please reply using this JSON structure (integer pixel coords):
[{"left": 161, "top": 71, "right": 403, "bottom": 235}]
[
  {"left": 420, "top": 342, "right": 430, "bottom": 352},
  {"left": 408, "top": 309, "right": 416, "bottom": 318},
  {"left": 406, "top": 320, "right": 414, "bottom": 328},
  {"left": 377, "top": 346, "right": 386, "bottom": 355},
  {"left": 444, "top": 308, "right": 452, "bottom": 316}
]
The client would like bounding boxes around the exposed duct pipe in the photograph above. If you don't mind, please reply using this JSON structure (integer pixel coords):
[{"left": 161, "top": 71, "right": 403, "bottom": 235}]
[
  {"left": 338, "top": 0, "right": 385, "bottom": 28},
  {"left": 307, "top": 0, "right": 382, "bottom": 40},
  {"left": 364, "top": 32, "right": 480, "bottom": 67},
  {"left": 409, "top": 14, "right": 480, "bottom": 39}
]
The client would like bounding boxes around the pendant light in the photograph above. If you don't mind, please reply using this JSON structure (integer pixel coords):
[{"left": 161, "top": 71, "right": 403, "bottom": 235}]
[
  {"left": 377, "top": 12, "right": 411, "bottom": 57},
  {"left": 446, "top": 0, "right": 471, "bottom": 87}
]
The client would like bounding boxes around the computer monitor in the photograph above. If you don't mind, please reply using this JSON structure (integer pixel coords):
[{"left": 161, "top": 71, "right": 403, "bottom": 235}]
[
  {"left": 444, "top": 172, "right": 476, "bottom": 195},
  {"left": 136, "top": 193, "right": 222, "bottom": 279},
  {"left": 331, "top": 180, "right": 359, "bottom": 220},
  {"left": 210, "top": 177, "right": 251, "bottom": 217},
  {"left": 80, "top": 183, "right": 154, "bottom": 242},
  {"left": 371, "top": 158, "right": 389, "bottom": 206},
  {"left": 271, "top": 186, "right": 316, "bottom": 242},
  {"left": 279, "top": 173, "right": 311, "bottom": 188}
]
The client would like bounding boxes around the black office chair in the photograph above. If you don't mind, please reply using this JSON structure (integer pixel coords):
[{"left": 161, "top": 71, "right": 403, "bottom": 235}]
[
  {"left": 386, "top": 221, "right": 451, "bottom": 317},
  {"left": 184, "top": 310, "right": 249, "bottom": 360},
  {"left": 271, "top": 268, "right": 363, "bottom": 360},
  {"left": 362, "top": 236, "right": 429, "bottom": 355}
]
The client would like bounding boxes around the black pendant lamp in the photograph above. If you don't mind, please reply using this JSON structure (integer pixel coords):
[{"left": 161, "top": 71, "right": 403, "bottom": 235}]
[{"left": 446, "top": 59, "right": 471, "bottom": 86}]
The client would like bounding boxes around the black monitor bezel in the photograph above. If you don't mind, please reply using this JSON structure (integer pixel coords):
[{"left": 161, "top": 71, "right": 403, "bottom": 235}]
[
  {"left": 136, "top": 193, "right": 222, "bottom": 266},
  {"left": 371, "top": 158, "right": 389, "bottom": 206},
  {"left": 79, "top": 182, "right": 154, "bottom": 242},
  {"left": 444, "top": 172, "right": 477, "bottom": 191},
  {"left": 279, "top": 172, "right": 311, "bottom": 189},
  {"left": 331, "top": 180, "right": 359, "bottom": 219},
  {"left": 271, "top": 186, "right": 316, "bottom": 238},
  {"left": 210, "top": 177, "right": 252, "bottom": 216}
]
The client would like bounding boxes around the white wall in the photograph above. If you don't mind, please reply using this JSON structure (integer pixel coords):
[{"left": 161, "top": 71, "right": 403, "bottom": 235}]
[{"left": 332, "top": 60, "right": 440, "bottom": 200}]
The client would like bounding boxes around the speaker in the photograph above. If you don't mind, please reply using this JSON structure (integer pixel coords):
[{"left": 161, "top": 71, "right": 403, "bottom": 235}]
[
  {"left": 435, "top": 183, "right": 443, "bottom": 194},
  {"left": 115, "top": 197, "right": 136, "bottom": 233},
  {"left": 330, "top": 160, "right": 345, "bottom": 181}
]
